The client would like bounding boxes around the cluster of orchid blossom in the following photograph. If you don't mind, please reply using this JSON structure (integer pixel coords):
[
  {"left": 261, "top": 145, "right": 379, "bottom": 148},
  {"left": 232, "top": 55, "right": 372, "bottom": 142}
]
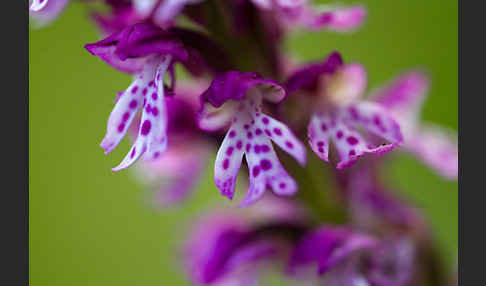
[{"left": 31, "top": 0, "right": 458, "bottom": 285}]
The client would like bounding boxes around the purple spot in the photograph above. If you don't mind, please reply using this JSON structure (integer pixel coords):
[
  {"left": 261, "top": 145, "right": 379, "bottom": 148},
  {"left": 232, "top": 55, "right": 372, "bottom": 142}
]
[
  {"left": 229, "top": 130, "right": 236, "bottom": 138},
  {"left": 141, "top": 120, "right": 152, "bottom": 135},
  {"left": 222, "top": 159, "right": 229, "bottom": 170},
  {"left": 151, "top": 93, "right": 158, "bottom": 100},
  {"left": 130, "top": 148, "right": 136, "bottom": 158},
  {"left": 252, "top": 166, "right": 260, "bottom": 177},
  {"left": 347, "top": 136, "right": 359, "bottom": 145},
  {"left": 152, "top": 107, "right": 158, "bottom": 116},
  {"left": 373, "top": 115, "right": 381, "bottom": 126},
  {"left": 153, "top": 152, "right": 160, "bottom": 158},
  {"left": 261, "top": 145, "right": 270, "bottom": 153},
  {"left": 122, "top": 112, "right": 130, "bottom": 122},
  {"left": 246, "top": 144, "right": 251, "bottom": 152},
  {"left": 260, "top": 159, "right": 272, "bottom": 171},
  {"left": 145, "top": 104, "right": 151, "bottom": 113},
  {"left": 336, "top": 131, "right": 343, "bottom": 139},
  {"left": 349, "top": 150, "right": 356, "bottom": 156},
  {"left": 143, "top": 98, "right": 147, "bottom": 106},
  {"left": 262, "top": 117, "right": 269, "bottom": 125},
  {"left": 255, "top": 128, "right": 262, "bottom": 135},
  {"left": 265, "top": 129, "right": 272, "bottom": 136},
  {"left": 131, "top": 86, "right": 138, "bottom": 94},
  {"left": 236, "top": 141, "right": 243, "bottom": 149},
  {"left": 317, "top": 141, "right": 324, "bottom": 147},
  {"left": 254, "top": 145, "right": 261, "bottom": 154},
  {"left": 148, "top": 80, "right": 155, "bottom": 87},
  {"left": 142, "top": 88, "right": 148, "bottom": 95},
  {"left": 129, "top": 100, "right": 137, "bottom": 109},
  {"left": 273, "top": 128, "right": 282, "bottom": 136},
  {"left": 285, "top": 141, "right": 294, "bottom": 149},
  {"left": 318, "top": 147, "right": 324, "bottom": 153},
  {"left": 251, "top": 120, "right": 255, "bottom": 125},
  {"left": 117, "top": 123, "right": 125, "bottom": 133},
  {"left": 279, "top": 183, "right": 286, "bottom": 189},
  {"left": 244, "top": 124, "right": 250, "bottom": 130},
  {"left": 226, "top": 146, "right": 234, "bottom": 156},
  {"left": 247, "top": 132, "right": 253, "bottom": 139},
  {"left": 321, "top": 124, "right": 328, "bottom": 132}
]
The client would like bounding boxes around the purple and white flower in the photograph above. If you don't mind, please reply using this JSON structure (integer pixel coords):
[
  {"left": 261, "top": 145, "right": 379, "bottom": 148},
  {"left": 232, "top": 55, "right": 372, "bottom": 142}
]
[
  {"left": 288, "top": 227, "right": 415, "bottom": 286},
  {"left": 198, "top": 71, "right": 307, "bottom": 207},
  {"left": 184, "top": 211, "right": 282, "bottom": 286},
  {"left": 286, "top": 51, "right": 404, "bottom": 169},
  {"left": 85, "top": 23, "right": 225, "bottom": 171}
]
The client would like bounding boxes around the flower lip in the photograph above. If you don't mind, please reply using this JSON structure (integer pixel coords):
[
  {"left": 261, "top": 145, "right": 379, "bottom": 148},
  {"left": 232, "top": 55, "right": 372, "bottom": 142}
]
[
  {"left": 85, "top": 23, "right": 189, "bottom": 64},
  {"left": 200, "top": 71, "right": 287, "bottom": 108},
  {"left": 285, "top": 51, "right": 344, "bottom": 94}
]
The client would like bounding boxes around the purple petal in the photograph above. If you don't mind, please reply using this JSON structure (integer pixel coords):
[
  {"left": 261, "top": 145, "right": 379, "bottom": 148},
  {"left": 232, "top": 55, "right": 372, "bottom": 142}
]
[
  {"left": 99, "top": 66, "right": 152, "bottom": 155},
  {"left": 307, "top": 114, "right": 331, "bottom": 162},
  {"left": 85, "top": 23, "right": 188, "bottom": 73},
  {"left": 201, "top": 71, "right": 286, "bottom": 108},
  {"left": 241, "top": 128, "right": 298, "bottom": 206},
  {"left": 263, "top": 116, "right": 307, "bottom": 166},
  {"left": 288, "top": 226, "right": 377, "bottom": 275},
  {"left": 345, "top": 102, "right": 404, "bottom": 144},
  {"left": 368, "top": 239, "right": 415, "bottom": 286},
  {"left": 185, "top": 214, "right": 250, "bottom": 284},
  {"left": 371, "top": 71, "right": 429, "bottom": 114},
  {"left": 110, "top": 56, "right": 172, "bottom": 171},
  {"left": 214, "top": 125, "right": 246, "bottom": 200},
  {"left": 285, "top": 51, "right": 343, "bottom": 94},
  {"left": 406, "top": 124, "right": 458, "bottom": 179},
  {"left": 308, "top": 107, "right": 402, "bottom": 169}
]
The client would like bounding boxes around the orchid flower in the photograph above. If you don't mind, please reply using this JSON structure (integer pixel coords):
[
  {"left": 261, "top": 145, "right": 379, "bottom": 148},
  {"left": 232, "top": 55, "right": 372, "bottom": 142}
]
[
  {"left": 288, "top": 227, "right": 415, "bottom": 286},
  {"left": 198, "top": 71, "right": 307, "bottom": 207},
  {"left": 286, "top": 52, "right": 404, "bottom": 169},
  {"left": 184, "top": 199, "right": 308, "bottom": 286},
  {"left": 184, "top": 213, "right": 279, "bottom": 286},
  {"left": 370, "top": 71, "right": 458, "bottom": 179},
  {"left": 85, "top": 23, "right": 193, "bottom": 171}
]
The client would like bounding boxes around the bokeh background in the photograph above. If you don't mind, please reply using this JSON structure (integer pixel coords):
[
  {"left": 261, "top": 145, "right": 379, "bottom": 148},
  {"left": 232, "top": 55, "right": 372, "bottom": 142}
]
[{"left": 29, "top": 0, "right": 458, "bottom": 285}]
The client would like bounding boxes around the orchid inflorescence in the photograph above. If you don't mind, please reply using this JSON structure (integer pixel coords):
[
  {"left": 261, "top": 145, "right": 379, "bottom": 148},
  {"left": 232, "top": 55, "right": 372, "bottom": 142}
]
[{"left": 31, "top": 0, "right": 458, "bottom": 285}]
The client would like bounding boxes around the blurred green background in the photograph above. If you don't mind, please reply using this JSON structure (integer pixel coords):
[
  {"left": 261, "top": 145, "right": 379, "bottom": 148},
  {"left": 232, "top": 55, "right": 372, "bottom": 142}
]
[{"left": 29, "top": 0, "right": 457, "bottom": 285}]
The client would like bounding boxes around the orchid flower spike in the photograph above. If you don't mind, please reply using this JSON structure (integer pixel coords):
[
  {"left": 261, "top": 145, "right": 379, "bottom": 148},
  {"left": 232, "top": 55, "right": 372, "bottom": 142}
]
[
  {"left": 85, "top": 23, "right": 191, "bottom": 171},
  {"left": 198, "top": 71, "right": 307, "bottom": 207},
  {"left": 286, "top": 51, "right": 404, "bottom": 169}
]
